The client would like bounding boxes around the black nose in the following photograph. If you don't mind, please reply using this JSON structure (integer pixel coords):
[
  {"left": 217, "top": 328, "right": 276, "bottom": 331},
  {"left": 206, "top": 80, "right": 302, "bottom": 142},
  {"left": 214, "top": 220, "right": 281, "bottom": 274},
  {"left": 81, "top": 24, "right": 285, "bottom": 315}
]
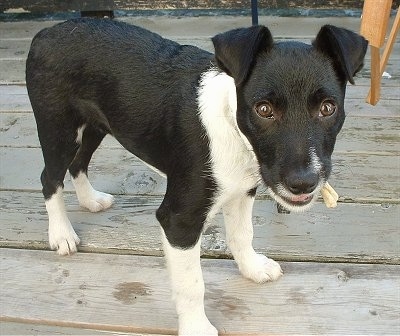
[{"left": 285, "top": 171, "right": 319, "bottom": 195}]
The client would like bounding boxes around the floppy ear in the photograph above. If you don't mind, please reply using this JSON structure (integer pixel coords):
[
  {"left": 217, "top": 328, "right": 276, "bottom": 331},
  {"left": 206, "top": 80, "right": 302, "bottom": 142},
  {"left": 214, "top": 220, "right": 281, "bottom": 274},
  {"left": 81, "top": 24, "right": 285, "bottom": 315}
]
[
  {"left": 212, "top": 26, "right": 273, "bottom": 86},
  {"left": 313, "top": 25, "right": 368, "bottom": 85}
]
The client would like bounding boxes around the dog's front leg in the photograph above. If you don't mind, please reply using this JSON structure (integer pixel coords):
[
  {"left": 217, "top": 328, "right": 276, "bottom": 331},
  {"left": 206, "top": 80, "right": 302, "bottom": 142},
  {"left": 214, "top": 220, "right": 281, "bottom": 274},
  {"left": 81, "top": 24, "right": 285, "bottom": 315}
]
[
  {"left": 161, "top": 231, "right": 218, "bottom": 336},
  {"left": 223, "top": 193, "right": 283, "bottom": 283}
]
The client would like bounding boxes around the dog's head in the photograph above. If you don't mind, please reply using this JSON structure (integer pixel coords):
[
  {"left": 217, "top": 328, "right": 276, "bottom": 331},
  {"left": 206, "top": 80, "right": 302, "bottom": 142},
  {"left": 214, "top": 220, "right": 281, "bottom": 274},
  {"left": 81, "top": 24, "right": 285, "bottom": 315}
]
[{"left": 212, "top": 25, "right": 368, "bottom": 211}]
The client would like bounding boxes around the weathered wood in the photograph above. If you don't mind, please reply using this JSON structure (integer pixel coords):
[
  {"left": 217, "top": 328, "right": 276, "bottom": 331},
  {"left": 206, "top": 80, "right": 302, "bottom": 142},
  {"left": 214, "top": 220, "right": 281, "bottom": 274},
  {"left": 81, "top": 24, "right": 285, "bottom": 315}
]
[
  {"left": 1, "top": 248, "right": 399, "bottom": 334},
  {"left": 1, "top": 191, "right": 399, "bottom": 263},
  {"left": 1, "top": 146, "right": 398, "bottom": 201},
  {"left": 3, "top": 0, "right": 397, "bottom": 12},
  {"left": 0, "top": 322, "right": 161, "bottom": 335}
]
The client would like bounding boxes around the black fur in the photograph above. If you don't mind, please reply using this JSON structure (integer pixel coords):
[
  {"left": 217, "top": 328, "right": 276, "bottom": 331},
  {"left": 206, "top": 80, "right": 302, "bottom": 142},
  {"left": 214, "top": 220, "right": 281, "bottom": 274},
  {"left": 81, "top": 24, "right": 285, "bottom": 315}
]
[{"left": 26, "top": 18, "right": 215, "bottom": 248}]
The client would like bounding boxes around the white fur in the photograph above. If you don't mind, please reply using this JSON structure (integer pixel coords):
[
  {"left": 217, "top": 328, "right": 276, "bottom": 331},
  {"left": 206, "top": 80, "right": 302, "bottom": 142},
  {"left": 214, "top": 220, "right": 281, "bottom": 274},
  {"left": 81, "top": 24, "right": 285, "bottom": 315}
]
[
  {"left": 161, "top": 231, "right": 218, "bottom": 336},
  {"left": 75, "top": 124, "right": 86, "bottom": 144},
  {"left": 198, "top": 69, "right": 260, "bottom": 217},
  {"left": 309, "top": 146, "right": 322, "bottom": 174},
  {"left": 46, "top": 187, "right": 80, "bottom": 255},
  {"left": 198, "top": 69, "right": 282, "bottom": 283},
  {"left": 72, "top": 172, "right": 114, "bottom": 212},
  {"left": 223, "top": 196, "right": 283, "bottom": 283}
]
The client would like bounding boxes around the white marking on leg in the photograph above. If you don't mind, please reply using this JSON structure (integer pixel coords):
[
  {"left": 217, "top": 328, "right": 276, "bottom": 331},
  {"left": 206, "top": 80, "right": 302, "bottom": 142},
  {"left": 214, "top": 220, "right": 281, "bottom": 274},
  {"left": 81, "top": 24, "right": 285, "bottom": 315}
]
[
  {"left": 72, "top": 171, "right": 114, "bottom": 212},
  {"left": 161, "top": 230, "right": 217, "bottom": 336},
  {"left": 75, "top": 124, "right": 86, "bottom": 144},
  {"left": 46, "top": 187, "right": 80, "bottom": 255},
  {"left": 223, "top": 195, "right": 282, "bottom": 283}
]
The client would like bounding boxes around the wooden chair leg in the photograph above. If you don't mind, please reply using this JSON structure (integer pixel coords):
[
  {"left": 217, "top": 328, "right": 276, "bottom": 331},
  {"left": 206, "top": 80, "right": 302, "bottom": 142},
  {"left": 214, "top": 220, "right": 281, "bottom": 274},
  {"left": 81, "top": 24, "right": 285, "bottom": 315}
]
[
  {"left": 366, "top": 8, "right": 400, "bottom": 104},
  {"left": 367, "top": 46, "right": 382, "bottom": 105}
]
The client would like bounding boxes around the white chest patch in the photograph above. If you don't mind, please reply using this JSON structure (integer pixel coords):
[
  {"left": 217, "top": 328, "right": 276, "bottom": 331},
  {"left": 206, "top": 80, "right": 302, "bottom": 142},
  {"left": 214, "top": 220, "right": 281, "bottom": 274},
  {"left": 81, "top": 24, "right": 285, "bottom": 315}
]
[{"left": 197, "top": 69, "right": 261, "bottom": 218}]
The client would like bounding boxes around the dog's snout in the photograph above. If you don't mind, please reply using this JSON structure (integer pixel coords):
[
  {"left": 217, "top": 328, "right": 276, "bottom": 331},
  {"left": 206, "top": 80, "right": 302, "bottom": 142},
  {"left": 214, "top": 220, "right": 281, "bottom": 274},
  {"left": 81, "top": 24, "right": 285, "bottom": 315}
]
[{"left": 285, "top": 171, "right": 319, "bottom": 195}]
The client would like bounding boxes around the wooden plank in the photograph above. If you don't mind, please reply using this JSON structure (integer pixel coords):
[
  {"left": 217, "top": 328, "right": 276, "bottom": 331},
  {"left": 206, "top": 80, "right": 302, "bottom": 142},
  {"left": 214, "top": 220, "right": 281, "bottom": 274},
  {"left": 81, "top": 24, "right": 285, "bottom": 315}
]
[
  {"left": 1, "top": 111, "right": 399, "bottom": 153},
  {"left": 1, "top": 146, "right": 398, "bottom": 201},
  {"left": 1, "top": 191, "right": 399, "bottom": 263},
  {"left": 0, "top": 147, "right": 168, "bottom": 196},
  {"left": 1, "top": 248, "right": 399, "bottom": 334},
  {"left": 0, "top": 322, "right": 161, "bottom": 335}
]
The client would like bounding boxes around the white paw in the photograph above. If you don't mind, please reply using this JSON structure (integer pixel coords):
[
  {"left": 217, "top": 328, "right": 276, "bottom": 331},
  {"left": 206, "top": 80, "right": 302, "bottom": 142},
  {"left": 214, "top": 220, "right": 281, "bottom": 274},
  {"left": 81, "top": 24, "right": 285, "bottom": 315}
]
[
  {"left": 78, "top": 190, "right": 114, "bottom": 213},
  {"left": 179, "top": 317, "right": 218, "bottom": 336},
  {"left": 72, "top": 172, "right": 114, "bottom": 212},
  {"left": 239, "top": 253, "right": 283, "bottom": 283},
  {"left": 48, "top": 217, "right": 80, "bottom": 255}
]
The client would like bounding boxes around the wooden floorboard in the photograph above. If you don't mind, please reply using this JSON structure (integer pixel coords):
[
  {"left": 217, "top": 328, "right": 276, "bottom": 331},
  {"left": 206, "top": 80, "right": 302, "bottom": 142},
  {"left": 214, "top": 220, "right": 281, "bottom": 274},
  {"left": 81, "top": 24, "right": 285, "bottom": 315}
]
[
  {"left": 1, "top": 146, "right": 398, "bottom": 201},
  {"left": 1, "top": 191, "right": 399, "bottom": 263},
  {"left": 1, "top": 248, "right": 399, "bottom": 335},
  {"left": 0, "top": 322, "right": 162, "bottom": 336}
]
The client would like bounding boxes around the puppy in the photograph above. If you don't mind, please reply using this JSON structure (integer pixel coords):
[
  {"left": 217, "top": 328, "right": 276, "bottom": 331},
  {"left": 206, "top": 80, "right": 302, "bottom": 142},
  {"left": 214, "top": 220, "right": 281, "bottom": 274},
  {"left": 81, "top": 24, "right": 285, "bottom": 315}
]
[{"left": 26, "top": 19, "right": 367, "bottom": 335}]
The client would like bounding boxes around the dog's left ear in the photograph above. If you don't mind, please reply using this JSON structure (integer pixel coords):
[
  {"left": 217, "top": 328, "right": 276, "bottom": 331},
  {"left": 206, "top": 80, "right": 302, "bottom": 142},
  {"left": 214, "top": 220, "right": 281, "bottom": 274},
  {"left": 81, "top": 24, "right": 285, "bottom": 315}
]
[
  {"left": 212, "top": 26, "right": 273, "bottom": 86},
  {"left": 313, "top": 25, "right": 368, "bottom": 85}
]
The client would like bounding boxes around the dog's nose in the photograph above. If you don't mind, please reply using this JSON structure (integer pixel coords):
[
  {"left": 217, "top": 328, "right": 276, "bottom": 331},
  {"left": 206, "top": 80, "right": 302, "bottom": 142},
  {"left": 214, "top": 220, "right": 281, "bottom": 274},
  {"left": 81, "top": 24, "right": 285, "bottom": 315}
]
[{"left": 285, "top": 171, "right": 319, "bottom": 195}]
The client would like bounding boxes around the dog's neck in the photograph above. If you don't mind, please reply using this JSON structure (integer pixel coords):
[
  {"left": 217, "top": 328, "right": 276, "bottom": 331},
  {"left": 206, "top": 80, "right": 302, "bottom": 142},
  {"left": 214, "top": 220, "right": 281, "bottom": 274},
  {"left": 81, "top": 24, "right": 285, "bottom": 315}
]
[{"left": 198, "top": 68, "right": 255, "bottom": 153}]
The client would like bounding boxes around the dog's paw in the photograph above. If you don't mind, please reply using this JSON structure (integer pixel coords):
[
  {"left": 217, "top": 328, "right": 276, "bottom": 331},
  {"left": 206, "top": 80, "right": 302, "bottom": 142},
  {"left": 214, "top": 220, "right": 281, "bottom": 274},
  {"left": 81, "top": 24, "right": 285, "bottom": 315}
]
[
  {"left": 179, "top": 319, "right": 218, "bottom": 336},
  {"left": 239, "top": 253, "right": 283, "bottom": 283},
  {"left": 48, "top": 218, "right": 80, "bottom": 255},
  {"left": 78, "top": 190, "right": 114, "bottom": 213}
]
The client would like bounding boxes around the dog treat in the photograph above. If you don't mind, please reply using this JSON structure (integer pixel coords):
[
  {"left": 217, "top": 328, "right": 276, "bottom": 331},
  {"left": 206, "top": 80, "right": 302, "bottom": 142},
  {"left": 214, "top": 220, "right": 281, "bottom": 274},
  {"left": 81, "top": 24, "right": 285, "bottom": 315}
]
[{"left": 321, "top": 182, "right": 339, "bottom": 208}]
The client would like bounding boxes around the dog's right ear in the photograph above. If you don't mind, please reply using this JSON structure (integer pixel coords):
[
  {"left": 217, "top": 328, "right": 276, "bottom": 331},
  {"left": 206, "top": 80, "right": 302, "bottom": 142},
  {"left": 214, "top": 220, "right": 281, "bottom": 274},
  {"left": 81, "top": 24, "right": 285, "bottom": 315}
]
[{"left": 212, "top": 26, "right": 273, "bottom": 86}]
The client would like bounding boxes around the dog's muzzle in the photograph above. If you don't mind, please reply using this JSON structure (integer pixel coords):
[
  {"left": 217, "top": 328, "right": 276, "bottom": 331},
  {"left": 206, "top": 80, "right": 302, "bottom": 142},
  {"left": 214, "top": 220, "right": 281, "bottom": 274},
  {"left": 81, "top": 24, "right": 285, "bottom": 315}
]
[{"left": 266, "top": 170, "right": 324, "bottom": 211}]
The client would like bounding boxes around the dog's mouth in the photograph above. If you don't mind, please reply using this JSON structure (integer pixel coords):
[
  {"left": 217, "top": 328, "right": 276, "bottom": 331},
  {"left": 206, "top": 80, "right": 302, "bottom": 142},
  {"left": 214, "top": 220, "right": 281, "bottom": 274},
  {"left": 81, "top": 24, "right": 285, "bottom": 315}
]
[
  {"left": 280, "top": 193, "right": 314, "bottom": 207},
  {"left": 268, "top": 182, "right": 322, "bottom": 212}
]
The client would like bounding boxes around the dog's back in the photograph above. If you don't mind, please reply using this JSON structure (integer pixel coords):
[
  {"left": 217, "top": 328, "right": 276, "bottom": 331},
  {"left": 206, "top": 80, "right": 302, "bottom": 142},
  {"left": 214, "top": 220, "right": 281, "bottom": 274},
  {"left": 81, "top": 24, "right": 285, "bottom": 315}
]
[{"left": 26, "top": 18, "right": 213, "bottom": 172}]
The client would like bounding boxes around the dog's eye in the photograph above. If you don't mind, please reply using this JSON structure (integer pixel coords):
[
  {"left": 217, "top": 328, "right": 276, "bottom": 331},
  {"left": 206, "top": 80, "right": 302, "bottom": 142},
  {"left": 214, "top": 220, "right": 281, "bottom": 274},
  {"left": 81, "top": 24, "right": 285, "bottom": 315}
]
[
  {"left": 319, "top": 100, "right": 337, "bottom": 117},
  {"left": 254, "top": 101, "right": 274, "bottom": 119}
]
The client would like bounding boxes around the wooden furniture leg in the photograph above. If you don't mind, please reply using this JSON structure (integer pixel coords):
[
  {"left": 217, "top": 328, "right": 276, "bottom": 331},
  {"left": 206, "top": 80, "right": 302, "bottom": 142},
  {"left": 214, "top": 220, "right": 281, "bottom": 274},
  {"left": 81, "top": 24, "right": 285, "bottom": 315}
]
[
  {"left": 366, "top": 7, "right": 400, "bottom": 104},
  {"left": 360, "top": 0, "right": 393, "bottom": 105}
]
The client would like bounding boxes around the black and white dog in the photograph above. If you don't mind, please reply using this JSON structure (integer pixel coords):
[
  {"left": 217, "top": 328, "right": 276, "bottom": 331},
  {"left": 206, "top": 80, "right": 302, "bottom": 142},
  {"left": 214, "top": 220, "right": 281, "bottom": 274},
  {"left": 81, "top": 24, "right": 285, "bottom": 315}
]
[{"left": 26, "top": 19, "right": 367, "bottom": 335}]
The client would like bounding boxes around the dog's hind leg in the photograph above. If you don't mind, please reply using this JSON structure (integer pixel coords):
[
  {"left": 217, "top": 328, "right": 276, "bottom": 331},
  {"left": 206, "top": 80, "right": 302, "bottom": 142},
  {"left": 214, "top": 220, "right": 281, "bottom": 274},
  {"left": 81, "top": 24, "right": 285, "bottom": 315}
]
[
  {"left": 223, "top": 192, "right": 283, "bottom": 283},
  {"left": 69, "top": 125, "right": 114, "bottom": 213}
]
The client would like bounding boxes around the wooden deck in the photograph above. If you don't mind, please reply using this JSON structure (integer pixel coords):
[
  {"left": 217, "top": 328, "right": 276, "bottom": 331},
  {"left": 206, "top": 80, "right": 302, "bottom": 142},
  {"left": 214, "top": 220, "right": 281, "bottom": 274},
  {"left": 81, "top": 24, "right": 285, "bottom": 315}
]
[{"left": 0, "top": 15, "right": 399, "bottom": 335}]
